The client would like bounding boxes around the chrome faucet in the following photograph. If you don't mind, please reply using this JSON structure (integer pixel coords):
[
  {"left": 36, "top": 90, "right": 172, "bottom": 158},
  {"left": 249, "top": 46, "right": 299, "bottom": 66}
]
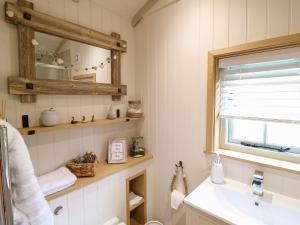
[{"left": 252, "top": 170, "right": 264, "bottom": 205}]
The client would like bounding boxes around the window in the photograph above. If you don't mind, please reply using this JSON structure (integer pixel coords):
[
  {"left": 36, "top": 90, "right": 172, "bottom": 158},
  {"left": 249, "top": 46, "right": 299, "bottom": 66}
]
[
  {"left": 218, "top": 48, "right": 300, "bottom": 161},
  {"left": 223, "top": 119, "right": 300, "bottom": 155}
]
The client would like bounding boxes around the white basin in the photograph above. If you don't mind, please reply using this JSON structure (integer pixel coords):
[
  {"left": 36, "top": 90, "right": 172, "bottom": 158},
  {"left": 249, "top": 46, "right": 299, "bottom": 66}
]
[{"left": 184, "top": 178, "right": 300, "bottom": 225}]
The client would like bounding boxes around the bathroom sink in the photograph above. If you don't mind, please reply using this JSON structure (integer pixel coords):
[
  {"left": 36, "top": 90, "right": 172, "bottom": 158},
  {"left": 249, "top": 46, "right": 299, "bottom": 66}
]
[{"left": 184, "top": 178, "right": 300, "bottom": 225}]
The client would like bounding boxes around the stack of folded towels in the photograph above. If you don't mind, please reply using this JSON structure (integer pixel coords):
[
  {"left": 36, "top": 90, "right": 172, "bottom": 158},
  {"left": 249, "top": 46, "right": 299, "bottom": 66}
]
[
  {"left": 38, "top": 167, "right": 77, "bottom": 196},
  {"left": 129, "top": 192, "right": 143, "bottom": 208}
]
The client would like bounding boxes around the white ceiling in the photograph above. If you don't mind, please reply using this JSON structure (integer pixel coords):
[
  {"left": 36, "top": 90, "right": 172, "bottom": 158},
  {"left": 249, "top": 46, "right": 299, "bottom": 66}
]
[{"left": 91, "top": 0, "right": 148, "bottom": 18}]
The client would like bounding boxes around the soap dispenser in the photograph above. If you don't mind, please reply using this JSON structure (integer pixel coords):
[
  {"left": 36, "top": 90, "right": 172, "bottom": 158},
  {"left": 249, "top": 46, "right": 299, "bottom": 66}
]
[{"left": 210, "top": 153, "right": 224, "bottom": 184}]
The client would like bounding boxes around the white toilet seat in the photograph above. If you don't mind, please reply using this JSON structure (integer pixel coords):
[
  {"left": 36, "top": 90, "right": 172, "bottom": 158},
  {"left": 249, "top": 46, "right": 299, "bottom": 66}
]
[{"left": 145, "top": 221, "right": 163, "bottom": 225}]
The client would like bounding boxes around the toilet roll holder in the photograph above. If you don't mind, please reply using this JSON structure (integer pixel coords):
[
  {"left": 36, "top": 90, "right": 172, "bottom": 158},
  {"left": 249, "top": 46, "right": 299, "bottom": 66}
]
[{"left": 170, "top": 161, "right": 188, "bottom": 196}]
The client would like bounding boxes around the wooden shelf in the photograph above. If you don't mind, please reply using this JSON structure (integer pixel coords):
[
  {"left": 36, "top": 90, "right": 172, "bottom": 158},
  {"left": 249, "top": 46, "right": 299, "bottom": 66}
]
[
  {"left": 130, "top": 198, "right": 145, "bottom": 212},
  {"left": 18, "top": 117, "right": 143, "bottom": 135},
  {"left": 46, "top": 154, "right": 153, "bottom": 201}
]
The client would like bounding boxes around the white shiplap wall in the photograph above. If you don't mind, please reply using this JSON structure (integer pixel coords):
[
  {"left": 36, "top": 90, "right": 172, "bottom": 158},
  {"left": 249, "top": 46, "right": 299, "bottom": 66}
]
[
  {"left": 0, "top": 0, "right": 154, "bottom": 225},
  {"left": 135, "top": 0, "right": 300, "bottom": 225}
]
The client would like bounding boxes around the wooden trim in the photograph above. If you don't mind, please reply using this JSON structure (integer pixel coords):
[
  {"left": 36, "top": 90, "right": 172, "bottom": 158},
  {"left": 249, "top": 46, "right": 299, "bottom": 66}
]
[
  {"left": 72, "top": 73, "right": 96, "bottom": 83},
  {"left": 206, "top": 53, "right": 217, "bottom": 153},
  {"left": 16, "top": 1, "right": 36, "bottom": 103},
  {"left": 46, "top": 155, "right": 152, "bottom": 201},
  {"left": 17, "top": 117, "right": 143, "bottom": 135},
  {"left": 209, "top": 32, "right": 300, "bottom": 58},
  {"left": 216, "top": 149, "right": 300, "bottom": 175},
  {"left": 205, "top": 33, "right": 300, "bottom": 154},
  {"left": 111, "top": 32, "right": 122, "bottom": 101},
  {"left": 126, "top": 170, "right": 147, "bottom": 225},
  {"left": 5, "top": 1, "right": 127, "bottom": 52},
  {"left": 131, "top": 0, "right": 158, "bottom": 27},
  {"left": 8, "top": 76, "right": 127, "bottom": 96}
]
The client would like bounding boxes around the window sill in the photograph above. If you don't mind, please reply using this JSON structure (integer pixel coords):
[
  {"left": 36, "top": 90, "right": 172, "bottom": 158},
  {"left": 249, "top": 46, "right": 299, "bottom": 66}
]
[{"left": 211, "top": 149, "right": 300, "bottom": 174}]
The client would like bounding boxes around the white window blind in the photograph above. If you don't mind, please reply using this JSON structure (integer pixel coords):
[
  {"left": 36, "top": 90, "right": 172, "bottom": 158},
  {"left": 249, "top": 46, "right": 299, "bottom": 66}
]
[{"left": 219, "top": 54, "right": 300, "bottom": 123}]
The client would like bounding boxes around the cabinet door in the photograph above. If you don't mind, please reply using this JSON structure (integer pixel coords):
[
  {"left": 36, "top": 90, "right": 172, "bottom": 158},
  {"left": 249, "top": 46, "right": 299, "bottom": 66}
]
[
  {"left": 186, "top": 206, "right": 229, "bottom": 225},
  {"left": 49, "top": 196, "right": 69, "bottom": 225}
]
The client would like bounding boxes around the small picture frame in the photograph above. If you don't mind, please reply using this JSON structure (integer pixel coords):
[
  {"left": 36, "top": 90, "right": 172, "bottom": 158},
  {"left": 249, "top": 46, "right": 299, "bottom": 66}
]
[{"left": 108, "top": 138, "right": 128, "bottom": 164}]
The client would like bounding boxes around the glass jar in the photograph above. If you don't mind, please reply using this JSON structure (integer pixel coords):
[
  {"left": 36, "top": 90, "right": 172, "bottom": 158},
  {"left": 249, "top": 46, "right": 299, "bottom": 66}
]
[{"left": 127, "top": 100, "right": 143, "bottom": 118}]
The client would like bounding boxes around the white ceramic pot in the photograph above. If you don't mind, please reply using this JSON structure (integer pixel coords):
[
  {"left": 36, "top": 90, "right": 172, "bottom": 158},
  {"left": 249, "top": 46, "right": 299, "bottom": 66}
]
[{"left": 40, "top": 108, "right": 59, "bottom": 127}]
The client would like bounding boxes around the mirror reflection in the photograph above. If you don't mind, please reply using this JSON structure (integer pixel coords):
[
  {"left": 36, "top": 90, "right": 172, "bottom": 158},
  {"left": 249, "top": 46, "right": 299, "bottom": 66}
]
[{"left": 34, "top": 32, "right": 111, "bottom": 83}]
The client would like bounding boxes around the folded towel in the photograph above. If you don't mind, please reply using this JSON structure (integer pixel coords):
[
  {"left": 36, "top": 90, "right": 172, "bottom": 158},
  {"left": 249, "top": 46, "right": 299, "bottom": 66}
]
[
  {"left": 129, "top": 192, "right": 143, "bottom": 207},
  {"left": 38, "top": 167, "right": 77, "bottom": 196},
  {"left": 0, "top": 119, "right": 54, "bottom": 225},
  {"left": 103, "top": 216, "right": 120, "bottom": 225}
]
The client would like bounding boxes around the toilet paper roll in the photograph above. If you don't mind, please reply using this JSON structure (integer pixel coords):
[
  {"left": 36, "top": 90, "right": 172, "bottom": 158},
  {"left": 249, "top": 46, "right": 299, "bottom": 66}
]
[
  {"left": 171, "top": 190, "right": 185, "bottom": 210},
  {"left": 103, "top": 217, "right": 119, "bottom": 225}
]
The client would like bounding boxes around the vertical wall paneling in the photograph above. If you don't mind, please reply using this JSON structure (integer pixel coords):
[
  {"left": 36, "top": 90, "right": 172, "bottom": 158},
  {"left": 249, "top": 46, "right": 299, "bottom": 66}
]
[
  {"left": 37, "top": 133, "right": 55, "bottom": 175},
  {"left": 213, "top": 0, "right": 229, "bottom": 49},
  {"left": 135, "top": 0, "right": 300, "bottom": 224},
  {"left": 49, "top": 196, "right": 69, "bottom": 225},
  {"left": 83, "top": 183, "right": 99, "bottom": 225},
  {"left": 49, "top": 0, "right": 65, "bottom": 19},
  {"left": 68, "top": 189, "right": 84, "bottom": 225},
  {"left": 267, "top": 0, "right": 289, "bottom": 38},
  {"left": 247, "top": 0, "right": 267, "bottom": 41},
  {"left": 290, "top": 0, "right": 300, "bottom": 34},
  {"left": 64, "top": 0, "right": 79, "bottom": 23},
  {"left": 229, "top": 0, "right": 247, "bottom": 45}
]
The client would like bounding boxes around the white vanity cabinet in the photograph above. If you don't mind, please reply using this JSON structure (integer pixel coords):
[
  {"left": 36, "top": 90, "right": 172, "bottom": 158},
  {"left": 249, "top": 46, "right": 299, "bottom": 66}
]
[{"left": 186, "top": 206, "right": 229, "bottom": 225}]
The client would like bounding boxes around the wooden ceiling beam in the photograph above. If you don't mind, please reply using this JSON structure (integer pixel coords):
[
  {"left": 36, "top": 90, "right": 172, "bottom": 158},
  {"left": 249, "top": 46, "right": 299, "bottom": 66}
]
[{"left": 131, "top": 0, "right": 158, "bottom": 27}]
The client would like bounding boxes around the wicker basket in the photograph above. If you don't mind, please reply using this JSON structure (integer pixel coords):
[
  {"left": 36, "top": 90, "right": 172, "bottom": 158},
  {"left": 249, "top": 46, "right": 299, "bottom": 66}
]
[{"left": 66, "top": 160, "right": 96, "bottom": 177}]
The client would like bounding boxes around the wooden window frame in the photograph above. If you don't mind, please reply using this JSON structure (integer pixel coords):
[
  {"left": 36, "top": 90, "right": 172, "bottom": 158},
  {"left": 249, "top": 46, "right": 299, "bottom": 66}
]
[{"left": 205, "top": 33, "right": 300, "bottom": 173}]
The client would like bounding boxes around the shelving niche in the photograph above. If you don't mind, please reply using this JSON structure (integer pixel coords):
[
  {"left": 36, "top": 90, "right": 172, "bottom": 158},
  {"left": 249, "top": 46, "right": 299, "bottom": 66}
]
[{"left": 126, "top": 170, "right": 147, "bottom": 225}]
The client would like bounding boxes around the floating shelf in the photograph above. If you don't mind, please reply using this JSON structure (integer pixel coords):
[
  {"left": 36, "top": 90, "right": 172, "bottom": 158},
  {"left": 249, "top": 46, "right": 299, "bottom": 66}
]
[
  {"left": 46, "top": 154, "right": 153, "bottom": 201},
  {"left": 18, "top": 117, "right": 143, "bottom": 135}
]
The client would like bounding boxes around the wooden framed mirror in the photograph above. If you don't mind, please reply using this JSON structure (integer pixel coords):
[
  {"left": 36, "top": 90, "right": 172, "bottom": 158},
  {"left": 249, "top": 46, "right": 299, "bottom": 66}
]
[{"left": 5, "top": 0, "right": 127, "bottom": 102}]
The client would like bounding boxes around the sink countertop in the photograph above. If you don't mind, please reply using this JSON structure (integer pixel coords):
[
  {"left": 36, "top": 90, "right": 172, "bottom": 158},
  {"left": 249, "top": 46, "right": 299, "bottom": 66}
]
[{"left": 184, "top": 177, "right": 300, "bottom": 225}]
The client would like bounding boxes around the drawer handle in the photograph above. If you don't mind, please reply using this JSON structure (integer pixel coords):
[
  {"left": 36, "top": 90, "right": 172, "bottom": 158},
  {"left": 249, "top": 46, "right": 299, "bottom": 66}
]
[{"left": 54, "top": 206, "right": 63, "bottom": 216}]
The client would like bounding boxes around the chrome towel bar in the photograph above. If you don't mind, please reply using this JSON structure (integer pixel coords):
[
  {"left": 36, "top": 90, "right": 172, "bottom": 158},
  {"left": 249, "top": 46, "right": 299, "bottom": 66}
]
[{"left": 0, "top": 125, "right": 13, "bottom": 225}]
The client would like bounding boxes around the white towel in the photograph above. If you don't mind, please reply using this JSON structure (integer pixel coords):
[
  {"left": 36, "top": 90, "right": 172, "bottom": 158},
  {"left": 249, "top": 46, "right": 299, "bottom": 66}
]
[
  {"left": 0, "top": 120, "right": 54, "bottom": 225},
  {"left": 129, "top": 192, "right": 143, "bottom": 207},
  {"left": 102, "top": 217, "right": 120, "bottom": 225},
  {"left": 171, "top": 190, "right": 185, "bottom": 210},
  {"left": 38, "top": 167, "right": 77, "bottom": 196}
]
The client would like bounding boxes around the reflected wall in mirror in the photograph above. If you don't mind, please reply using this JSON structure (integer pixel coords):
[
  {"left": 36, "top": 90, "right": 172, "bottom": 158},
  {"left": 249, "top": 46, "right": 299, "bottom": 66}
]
[{"left": 35, "top": 32, "right": 111, "bottom": 83}]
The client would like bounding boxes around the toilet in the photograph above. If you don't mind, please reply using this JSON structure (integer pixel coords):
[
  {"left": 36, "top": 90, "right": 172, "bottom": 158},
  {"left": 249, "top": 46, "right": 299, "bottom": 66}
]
[{"left": 145, "top": 221, "right": 163, "bottom": 225}]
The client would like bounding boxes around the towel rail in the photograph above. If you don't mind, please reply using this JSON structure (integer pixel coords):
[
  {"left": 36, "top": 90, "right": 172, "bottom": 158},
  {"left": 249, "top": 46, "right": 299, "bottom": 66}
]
[{"left": 0, "top": 125, "right": 13, "bottom": 225}]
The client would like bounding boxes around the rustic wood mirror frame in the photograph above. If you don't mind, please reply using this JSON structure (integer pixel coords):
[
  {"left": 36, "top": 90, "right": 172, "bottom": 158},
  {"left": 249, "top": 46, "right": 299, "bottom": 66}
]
[
  {"left": 205, "top": 32, "right": 300, "bottom": 155},
  {"left": 5, "top": 0, "right": 127, "bottom": 103}
]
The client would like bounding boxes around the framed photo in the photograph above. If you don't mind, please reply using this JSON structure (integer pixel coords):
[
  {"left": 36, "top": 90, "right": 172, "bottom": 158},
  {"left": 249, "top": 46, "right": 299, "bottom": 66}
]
[{"left": 108, "top": 138, "right": 128, "bottom": 164}]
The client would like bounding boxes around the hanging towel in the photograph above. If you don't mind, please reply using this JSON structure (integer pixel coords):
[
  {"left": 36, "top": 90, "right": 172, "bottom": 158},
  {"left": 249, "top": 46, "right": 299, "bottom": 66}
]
[
  {"left": 0, "top": 119, "right": 54, "bottom": 225},
  {"left": 171, "top": 190, "right": 185, "bottom": 210},
  {"left": 38, "top": 167, "right": 77, "bottom": 196}
]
